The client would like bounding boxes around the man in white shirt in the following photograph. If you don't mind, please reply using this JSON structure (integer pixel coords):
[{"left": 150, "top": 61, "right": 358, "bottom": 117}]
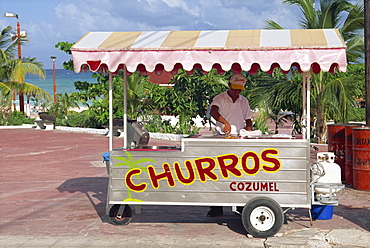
[
  {"left": 210, "top": 73, "right": 252, "bottom": 134},
  {"left": 207, "top": 73, "right": 252, "bottom": 217}
]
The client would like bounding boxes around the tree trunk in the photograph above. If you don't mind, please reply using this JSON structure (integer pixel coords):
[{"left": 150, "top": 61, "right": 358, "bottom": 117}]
[
  {"left": 19, "top": 93, "right": 24, "bottom": 113},
  {"left": 365, "top": 0, "right": 370, "bottom": 125}
]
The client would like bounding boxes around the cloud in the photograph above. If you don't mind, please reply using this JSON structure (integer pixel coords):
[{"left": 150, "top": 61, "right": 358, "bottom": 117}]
[{"left": 2, "top": 0, "right": 303, "bottom": 68}]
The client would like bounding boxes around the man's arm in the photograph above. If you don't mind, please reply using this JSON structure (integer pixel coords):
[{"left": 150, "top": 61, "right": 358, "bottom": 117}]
[
  {"left": 210, "top": 105, "right": 231, "bottom": 133},
  {"left": 245, "top": 119, "right": 252, "bottom": 131}
]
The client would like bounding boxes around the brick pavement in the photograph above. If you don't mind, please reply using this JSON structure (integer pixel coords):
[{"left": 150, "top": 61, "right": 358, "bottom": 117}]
[{"left": 0, "top": 128, "right": 369, "bottom": 247}]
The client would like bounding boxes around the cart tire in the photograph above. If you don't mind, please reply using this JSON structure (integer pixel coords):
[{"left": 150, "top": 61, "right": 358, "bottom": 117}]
[
  {"left": 241, "top": 197, "right": 284, "bottom": 238},
  {"left": 109, "top": 204, "right": 132, "bottom": 225}
]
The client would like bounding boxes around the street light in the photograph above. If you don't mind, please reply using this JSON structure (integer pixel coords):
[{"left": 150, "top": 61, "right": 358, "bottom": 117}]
[
  {"left": 4, "top": 12, "right": 21, "bottom": 111},
  {"left": 51, "top": 56, "right": 57, "bottom": 103},
  {"left": 4, "top": 12, "right": 21, "bottom": 59}
]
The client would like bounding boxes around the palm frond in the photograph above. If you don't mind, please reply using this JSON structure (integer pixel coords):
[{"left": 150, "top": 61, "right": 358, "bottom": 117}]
[
  {"left": 0, "top": 82, "right": 11, "bottom": 96},
  {"left": 263, "top": 20, "right": 284, "bottom": 29}
]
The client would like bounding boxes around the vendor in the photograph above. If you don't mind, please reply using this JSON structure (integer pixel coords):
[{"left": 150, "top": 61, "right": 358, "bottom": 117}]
[
  {"left": 207, "top": 73, "right": 253, "bottom": 217},
  {"left": 210, "top": 73, "right": 253, "bottom": 134}
]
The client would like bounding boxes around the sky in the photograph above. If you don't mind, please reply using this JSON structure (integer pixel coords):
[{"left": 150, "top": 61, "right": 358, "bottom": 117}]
[{"left": 0, "top": 0, "right": 307, "bottom": 69}]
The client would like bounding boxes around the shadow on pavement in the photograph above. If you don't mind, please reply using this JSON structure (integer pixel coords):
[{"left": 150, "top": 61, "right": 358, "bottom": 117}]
[
  {"left": 56, "top": 176, "right": 370, "bottom": 236},
  {"left": 57, "top": 177, "right": 108, "bottom": 221},
  {"left": 335, "top": 204, "right": 370, "bottom": 232},
  {"left": 56, "top": 176, "right": 248, "bottom": 235}
]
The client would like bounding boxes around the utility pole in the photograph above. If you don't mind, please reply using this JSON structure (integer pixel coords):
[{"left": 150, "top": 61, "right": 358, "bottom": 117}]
[{"left": 366, "top": 0, "right": 370, "bottom": 125}]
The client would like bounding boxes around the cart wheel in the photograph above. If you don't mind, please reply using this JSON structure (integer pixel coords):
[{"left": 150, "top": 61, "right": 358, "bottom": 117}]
[
  {"left": 109, "top": 204, "right": 132, "bottom": 225},
  {"left": 241, "top": 197, "right": 284, "bottom": 238}
]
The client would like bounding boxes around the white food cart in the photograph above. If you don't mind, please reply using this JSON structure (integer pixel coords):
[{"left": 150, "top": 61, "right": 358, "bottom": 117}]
[{"left": 71, "top": 29, "right": 347, "bottom": 238}]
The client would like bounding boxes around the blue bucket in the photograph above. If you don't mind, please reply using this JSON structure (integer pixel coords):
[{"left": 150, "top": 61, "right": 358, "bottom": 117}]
[
  {"left": 102, "top": 152, "right": 110, "bottom": 162},
  {"left": 102, "top": 152, "right": 110, "bottom": 174},
  {"left": 311, "top": 205, "right": 334, "bottom": 220}
]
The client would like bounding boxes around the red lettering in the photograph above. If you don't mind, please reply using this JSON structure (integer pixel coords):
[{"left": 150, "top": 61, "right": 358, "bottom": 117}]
[
  {"left": 260, "top": 182, "right": 268, "bottom": 191},
  {"left": 237, "top": 182, "right": 244, "bottom": 190},
  {"left": 261, "top": 149, "right": 281, "bottom": 172},
  {"left": 174, "top": 161, "right": 195, "bottom": 184},
  {"left": 253, "top": 182, "right": 260, "bottom": 191},
  {"left": 125, "top": 169, "right": 147, "bottom": 192},
  {"left": 269, "top": 182, "right": 279, "bottom": 191},
  {"left": 275, "top": 182, "right": 280, "bottom": 191},
  {"left": 241, "top": 152, "right": 260, "bottom": 175},
  {"left": 217, "top": 154, "right": 242, "bottom": 178},
  {"left": 230, "top": 182, "right": 236, "bottom": 191},
  {"left": 269, "top": 182, "right": 274, "bottom": 190},
  {"left": 229, "top": 181, "right": 280, "bottom": 192},
  {"left": 148, "top": 163, "right": 175, "bottom": 189},
  {"left": 245, "top": 181, "right": 252, "bottom": 191},
  {"left": 194, "top": 157, "right": 218, "bottom": 182}
]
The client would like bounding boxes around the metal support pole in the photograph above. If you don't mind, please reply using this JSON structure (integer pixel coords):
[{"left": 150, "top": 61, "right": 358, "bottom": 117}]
[
  {"left": 4, "top": 13, "right": 21, "bottom": 112},
  {"left": 123, "top": 66, "right": 128, "bottom": 148},
  {"left": 51, "top": 56, "right": 57, "bottom": 103},
  {"left": 302, "top": 72, "right": 307, "bottom": 139},
  {"left": 109, "top": 72, "right": 113, "bottom": 152},
  {"left": 301, "top": 72, "right": 311, "bottom": 140},
  {"left": 17, "top": 21, "right": 22, "bottom": 112},
  {"left": 17, "top": 21, "right": 21, "bottom": 59},
  {"left": 306, "top": 72, "right": 311, "bottom": 141}
]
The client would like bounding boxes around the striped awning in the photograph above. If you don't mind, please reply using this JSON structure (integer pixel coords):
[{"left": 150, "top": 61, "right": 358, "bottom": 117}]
[{"left": 71, "top": 29, "right": 347, "bottom": 75}]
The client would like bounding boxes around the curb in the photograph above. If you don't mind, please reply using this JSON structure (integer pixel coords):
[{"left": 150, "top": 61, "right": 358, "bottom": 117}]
[{"left": 0, "top": 124, "right": 185, "bottom": 141}]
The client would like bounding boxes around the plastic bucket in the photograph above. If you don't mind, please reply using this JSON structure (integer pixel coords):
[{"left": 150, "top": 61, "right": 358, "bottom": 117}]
[
  {"left": 352, "top": 127, "right": 370, "bottom": 191},
  {"left": 311, "top": 205, "right": 334, "bottom": 220},
  {"left": 345, "top": 124, "right": 363, "bottom": 185},
  {"left": 327, "top": 124, "right": 346, "bottom": 181},
  {"left": 102, "top": 152, "right": 110, "bottom": 174}
]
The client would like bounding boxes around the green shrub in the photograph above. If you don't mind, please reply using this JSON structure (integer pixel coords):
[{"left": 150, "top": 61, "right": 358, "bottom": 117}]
[
  {"left": 0, "top": 111, "right": 34, "bottom": 126},
  {"left": 143, "top": 114, "right": 199, "bottom": 135},
  {"left": 350, "top": 108, "right": 365, "bottom": 122},
  {"left": 66, "top": 111, "right": 101, "bottom": 128},
  {"left": 55, "top": 117, "right": 68, "bottom": 126}
]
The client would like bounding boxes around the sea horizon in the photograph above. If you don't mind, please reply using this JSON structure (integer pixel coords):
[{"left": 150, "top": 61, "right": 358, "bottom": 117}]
[{"left": 25, "top": 69, "right": 96, "bottom": 100}]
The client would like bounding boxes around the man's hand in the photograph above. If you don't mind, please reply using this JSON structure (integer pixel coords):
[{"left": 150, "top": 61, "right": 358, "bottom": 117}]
[
  {"left": 246, "top": 119, "right": 252, "bottom": 131},
  {"left": 223, "top": 122, "right": 231, "bottom": 134}
]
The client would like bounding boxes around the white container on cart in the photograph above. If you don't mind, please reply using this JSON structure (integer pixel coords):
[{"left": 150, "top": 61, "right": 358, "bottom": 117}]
[
  {"left": 313, "top": 152, "right": 342, "bottom": 192},
  {"left": 311, "top": 152, "right": 344, "bottom": 205}
]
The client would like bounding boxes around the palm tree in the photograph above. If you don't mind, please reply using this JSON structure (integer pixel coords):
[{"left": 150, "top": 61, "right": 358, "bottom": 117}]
[
  {"left": 124, "top": 72, "right": 152, "bottom": 119},
  {"left": 264, "top": 0, "right": 364, "bottom": 143},
  {"left": 247, "top": 69, "right": 303, "bottom": 134},
  {"left": 48, "top": 92, "right": 79, "bottom": 117},
  {"left": 0, "top": 26, "right": 51, "bottom": 114}
]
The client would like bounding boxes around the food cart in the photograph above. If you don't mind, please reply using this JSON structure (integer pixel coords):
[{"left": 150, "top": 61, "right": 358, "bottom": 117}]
[{"left": 71, "top": 29, "right": 347, "bottom": 238}]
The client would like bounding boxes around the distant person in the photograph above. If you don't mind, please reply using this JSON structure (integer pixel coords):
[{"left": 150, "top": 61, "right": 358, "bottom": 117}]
[{"left": 207, "top": 73, "right": 252, "bottom": 217}]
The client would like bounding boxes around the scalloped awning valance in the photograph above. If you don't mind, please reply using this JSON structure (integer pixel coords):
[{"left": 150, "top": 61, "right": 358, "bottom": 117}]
[{"left": 71, "top": 29, "right": 347, "bottom": 75}]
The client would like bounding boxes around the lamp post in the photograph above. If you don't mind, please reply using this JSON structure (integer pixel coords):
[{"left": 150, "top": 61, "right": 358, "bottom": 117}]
[
  {"left": 4, "top": 12, "right": 21, "bottom": 111},
  {"left": 4, "top": 12, "right": 21, "bottom": 59},
  {"left": 51, "top": 56, "right": 57, "bottom": 104}
]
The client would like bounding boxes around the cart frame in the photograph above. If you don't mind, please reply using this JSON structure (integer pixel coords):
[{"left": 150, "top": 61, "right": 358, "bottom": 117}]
[{"left": 71, "top": 29, "right": 347, "bottom": 238}]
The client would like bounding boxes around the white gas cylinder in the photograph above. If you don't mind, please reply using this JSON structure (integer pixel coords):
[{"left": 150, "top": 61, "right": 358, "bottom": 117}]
[{"left": 313, "top": 152, "right": 342, "bottom": 194}]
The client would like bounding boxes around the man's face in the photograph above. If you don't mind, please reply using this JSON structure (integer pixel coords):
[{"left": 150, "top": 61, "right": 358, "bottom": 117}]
[{"left": 228, "top": 83, "right": 242, "bottom": 98}]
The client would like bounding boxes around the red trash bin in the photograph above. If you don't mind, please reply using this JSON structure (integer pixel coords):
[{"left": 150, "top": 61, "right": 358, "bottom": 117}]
[
  {"left": 352, "top": 127, "right": 370, "bottom": 191},
  {"left": 345, "top": 124, "right": 363, "bottom": 185},
  {"left": 327, "top": 124, "right": 346, "bottom": 181}
]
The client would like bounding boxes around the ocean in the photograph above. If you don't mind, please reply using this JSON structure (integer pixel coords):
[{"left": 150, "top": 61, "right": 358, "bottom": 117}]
[{"left": 25, "top": 69, "right": 96, "bottom": 98}]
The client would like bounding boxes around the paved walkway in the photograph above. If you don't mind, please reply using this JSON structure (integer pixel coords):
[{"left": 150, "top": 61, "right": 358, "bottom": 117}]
[{"left": 0, "top": 128, "right": 370, "bottom": 247}]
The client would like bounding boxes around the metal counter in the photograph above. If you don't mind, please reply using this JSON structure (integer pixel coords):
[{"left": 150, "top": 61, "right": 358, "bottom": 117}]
[{"left": 108, "top": 136, "right": 311, "bottom": 209}]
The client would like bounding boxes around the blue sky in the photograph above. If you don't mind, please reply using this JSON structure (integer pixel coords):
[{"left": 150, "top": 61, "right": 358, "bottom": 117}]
[{"left": 1, "top": 0, "right": 308, "bottom": 69}]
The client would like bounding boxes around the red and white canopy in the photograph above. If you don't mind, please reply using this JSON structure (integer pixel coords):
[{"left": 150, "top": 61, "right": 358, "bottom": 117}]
[{"left": 71, "top": 29, "right": 347, "bottom": 75}]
